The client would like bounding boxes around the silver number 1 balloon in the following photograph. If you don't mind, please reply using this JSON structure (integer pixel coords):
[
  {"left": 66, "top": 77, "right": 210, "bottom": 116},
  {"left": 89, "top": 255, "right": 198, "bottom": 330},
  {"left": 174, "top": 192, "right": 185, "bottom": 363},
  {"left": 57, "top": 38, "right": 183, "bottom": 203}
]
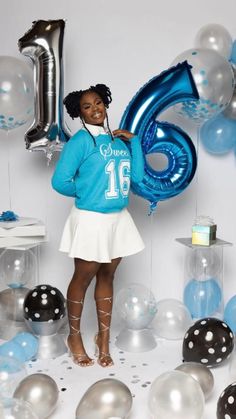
[{"left": 18, "top": 20, "right": 70, "bottom": 157}]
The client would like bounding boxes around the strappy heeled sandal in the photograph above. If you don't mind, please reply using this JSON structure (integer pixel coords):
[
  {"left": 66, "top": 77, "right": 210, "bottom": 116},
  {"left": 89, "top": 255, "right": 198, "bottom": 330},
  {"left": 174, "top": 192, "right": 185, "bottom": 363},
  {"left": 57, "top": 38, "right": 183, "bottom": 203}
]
[
  {"left": 95, "top": 296, "right": 114, "bottom": 367},
  {"left": 67, "top": 298, "right": 94, "bottom": 367}
]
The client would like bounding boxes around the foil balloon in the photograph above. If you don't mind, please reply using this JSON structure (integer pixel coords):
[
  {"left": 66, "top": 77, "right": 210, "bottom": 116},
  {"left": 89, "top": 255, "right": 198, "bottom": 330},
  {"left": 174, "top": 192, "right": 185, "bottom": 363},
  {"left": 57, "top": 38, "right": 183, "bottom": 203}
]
[
  {"left": 148, "top": 370, "right": 205, "bottom": 419},
  {"left": 194, "top": 23, "right": 233, "bottom": 59},
  {"left": 13, "top": 373, "right": 58, "bottom": 419},
  {"left": 119, "top": 61, "right": 198, "bottom": 212},
  {"left": 75, "top": 378, "right": 132, "bottom": 419},
  {"left": 18, "top": 20, "right": 70, "bottom": 159},
  {"left": 172, "top": 49, "right": 234, "bottom": 123},
  {"left": 175, "top": 362, "right": 214, "bottom": 400},
  {"left": 0, "top": 56, "right": 34, "bottom": 131}
]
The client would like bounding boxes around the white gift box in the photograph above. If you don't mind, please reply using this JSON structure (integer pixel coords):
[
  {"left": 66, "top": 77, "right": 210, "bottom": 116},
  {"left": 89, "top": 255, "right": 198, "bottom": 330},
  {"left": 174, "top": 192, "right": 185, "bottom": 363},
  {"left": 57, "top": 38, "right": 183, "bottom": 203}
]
[{"left": 0, "top": 217, "right": 46, "bottom": 237}]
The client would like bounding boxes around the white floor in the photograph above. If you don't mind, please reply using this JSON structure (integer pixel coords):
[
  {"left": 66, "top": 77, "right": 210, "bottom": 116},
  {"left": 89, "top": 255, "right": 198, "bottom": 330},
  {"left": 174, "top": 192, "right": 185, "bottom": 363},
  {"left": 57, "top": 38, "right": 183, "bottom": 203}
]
[{"left": 19, "top": 328, "right": 236, "bottom": 419}]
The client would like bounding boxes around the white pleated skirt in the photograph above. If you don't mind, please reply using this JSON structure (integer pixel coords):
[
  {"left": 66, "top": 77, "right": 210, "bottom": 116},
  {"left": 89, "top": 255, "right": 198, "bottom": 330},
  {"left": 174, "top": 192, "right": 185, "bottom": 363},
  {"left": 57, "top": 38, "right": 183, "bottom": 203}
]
[{"left": 59, "top": 206, "right": 145, "bottom": 263}]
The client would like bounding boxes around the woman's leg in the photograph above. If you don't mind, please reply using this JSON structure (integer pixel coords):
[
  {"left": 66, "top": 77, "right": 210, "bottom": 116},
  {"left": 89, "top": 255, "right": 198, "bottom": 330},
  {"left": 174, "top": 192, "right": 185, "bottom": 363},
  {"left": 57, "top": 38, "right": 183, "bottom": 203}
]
[
  {"left": 67, "top": 257, "right": 101, "bottom": 366},
  {"left": 94, "top": 257, "right": 122, "bottom": 367}
]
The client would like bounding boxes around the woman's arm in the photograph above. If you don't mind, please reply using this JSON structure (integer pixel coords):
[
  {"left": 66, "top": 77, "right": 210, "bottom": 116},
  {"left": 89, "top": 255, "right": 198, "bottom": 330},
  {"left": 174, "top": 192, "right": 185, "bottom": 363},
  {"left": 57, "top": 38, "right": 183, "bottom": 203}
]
[
  {"left": 51, "top": 132, "right": 86, "bottom": 197},
  {"left": 112, "top": 129, "right": 145, "bottom": 183}
]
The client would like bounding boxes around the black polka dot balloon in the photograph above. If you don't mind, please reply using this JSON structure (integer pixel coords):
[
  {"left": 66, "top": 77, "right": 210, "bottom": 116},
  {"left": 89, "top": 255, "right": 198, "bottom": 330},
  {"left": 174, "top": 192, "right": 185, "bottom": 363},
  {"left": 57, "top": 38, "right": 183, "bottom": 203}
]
[
  {"left": 217, "top": 382, "right": 236, "bottom": 418},
  {"left": 183, "top": 317, "right": 234, "bottom": 367},
  {"left": 24, "top": 284, "right": 66, "bottom": 322}
]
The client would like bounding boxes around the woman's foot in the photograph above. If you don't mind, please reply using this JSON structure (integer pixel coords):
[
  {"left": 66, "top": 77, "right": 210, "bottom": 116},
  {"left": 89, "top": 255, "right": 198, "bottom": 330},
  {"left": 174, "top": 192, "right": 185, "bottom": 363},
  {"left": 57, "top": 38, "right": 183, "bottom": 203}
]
[
  {"left": 67, "top": 334, "right": 94, "bottom": 367},
  {"left": 94, "top": 332, "right": 114, "bottom": 367}
]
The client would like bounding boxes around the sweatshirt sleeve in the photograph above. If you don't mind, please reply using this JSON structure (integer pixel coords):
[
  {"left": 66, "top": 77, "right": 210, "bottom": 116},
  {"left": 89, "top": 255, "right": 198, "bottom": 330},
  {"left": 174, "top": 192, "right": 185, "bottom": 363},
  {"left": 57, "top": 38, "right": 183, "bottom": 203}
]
[
  {"left": 129, "top": 135, "right": 145, "bottom": 183},
  {"left": 51, "top": 131, "right": 87, "bottom": 197}
]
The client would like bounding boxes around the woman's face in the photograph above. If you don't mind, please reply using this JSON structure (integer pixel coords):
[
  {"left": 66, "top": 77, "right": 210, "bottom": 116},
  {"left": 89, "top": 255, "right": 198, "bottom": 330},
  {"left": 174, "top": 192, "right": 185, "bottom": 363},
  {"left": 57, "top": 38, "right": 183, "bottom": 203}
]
[{"left": 79, "top": 91, "right": 106, "bottom": 126}]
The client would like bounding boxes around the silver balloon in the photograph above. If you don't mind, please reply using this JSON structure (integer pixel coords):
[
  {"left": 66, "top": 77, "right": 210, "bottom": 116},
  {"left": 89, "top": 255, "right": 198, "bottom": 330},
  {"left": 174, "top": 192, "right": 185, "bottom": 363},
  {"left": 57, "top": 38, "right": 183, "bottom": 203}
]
[
  {"left": 175, "top": 362, "right": 214, "bottom": 400},
  {"left": 0, "top": 397, "right": 39, "bottom": 419},
  {"left": 75, "top": 378, "right": 132, "bottom": 419},
  {"left": 153, "top": 299, "right": 192, "bottom": 340},
  {"left": 148, "top": 370, "right": 205, "bottom": 419},
  {"left": 115, "top": 283, "right": 157, "bottom": 330},
  {"left": 0, "top": 56, "right": 34, "bottom": 131},
  {"left": 18, "top": 20, "right": 70, "bottom": 158},
  {"left": 0, "top": 287, "right": 30, "bottom": 322},
  {"left": 195, "top": 23, "right": 233, "bottom": 59},
  {"left": 13, "top": 373, "right": 59, "bottom": 419},
  {"left": 172, "top": 48, "right": 234, "bottom": 123},
  {"left": 223, "top": 91, "right": 236, "bottom": 120}
]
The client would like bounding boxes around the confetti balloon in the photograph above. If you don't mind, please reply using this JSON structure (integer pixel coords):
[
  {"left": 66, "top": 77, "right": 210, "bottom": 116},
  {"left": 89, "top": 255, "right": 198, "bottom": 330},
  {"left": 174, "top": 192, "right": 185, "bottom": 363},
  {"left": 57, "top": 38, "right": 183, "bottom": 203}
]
[
  {"left": 0, "top": 397, "right": 39, "bottom": 419},
  {"left": 172, "top": 48, "right": 234, "bottom": 123},
  {"left": 183, "top": 317, "right": 234, "bottom": 367}
]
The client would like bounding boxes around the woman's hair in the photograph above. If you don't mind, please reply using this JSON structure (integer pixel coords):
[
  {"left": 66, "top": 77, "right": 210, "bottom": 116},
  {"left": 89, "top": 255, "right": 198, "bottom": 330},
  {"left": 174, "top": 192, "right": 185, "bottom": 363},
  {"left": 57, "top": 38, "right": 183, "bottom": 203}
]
[{"left": 63, "top": 84, "right": 112, "bottom": 120}]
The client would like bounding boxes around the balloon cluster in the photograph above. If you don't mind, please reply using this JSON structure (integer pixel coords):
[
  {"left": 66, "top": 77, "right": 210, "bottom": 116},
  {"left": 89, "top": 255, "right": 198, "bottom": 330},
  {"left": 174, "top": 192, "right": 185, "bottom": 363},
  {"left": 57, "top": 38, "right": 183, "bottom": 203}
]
[{"left": 172, "top": 23, "right": 236, "bottom": 155}]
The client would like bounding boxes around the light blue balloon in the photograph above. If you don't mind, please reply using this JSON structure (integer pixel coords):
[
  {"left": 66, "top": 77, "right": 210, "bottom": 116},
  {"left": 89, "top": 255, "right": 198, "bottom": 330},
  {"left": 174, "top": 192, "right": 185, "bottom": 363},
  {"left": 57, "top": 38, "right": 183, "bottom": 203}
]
[
  {"left": 0, "top": 341, "right": 26, "bottom": 363},
  {"left": 184, "top": 278, "right": 222, "bottom": 318},
  {"left": 224, "top": 295, "right": 236, "bottom": 333},
  {"left": 13, "top": 332, "right": 38, "bottom": 361},
  {"left": 200, "top": 114, "right": 236, "bottom": 154},
  {"left": 229, "top": 39, "right": 236, "bottom": 64}
]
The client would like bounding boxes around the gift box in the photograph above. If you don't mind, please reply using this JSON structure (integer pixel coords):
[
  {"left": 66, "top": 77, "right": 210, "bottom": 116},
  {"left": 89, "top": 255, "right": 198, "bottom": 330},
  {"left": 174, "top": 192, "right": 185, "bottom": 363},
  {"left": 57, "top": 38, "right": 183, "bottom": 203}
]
[{"left": 192, "top": 216, "right": 217, "bottom": 246}]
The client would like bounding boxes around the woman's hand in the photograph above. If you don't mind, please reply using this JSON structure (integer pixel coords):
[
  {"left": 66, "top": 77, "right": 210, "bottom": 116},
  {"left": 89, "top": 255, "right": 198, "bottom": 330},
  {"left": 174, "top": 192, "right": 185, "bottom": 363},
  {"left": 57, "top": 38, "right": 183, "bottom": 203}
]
[{"left": 112, "top": 129, "right": 135, "bottom": 141}]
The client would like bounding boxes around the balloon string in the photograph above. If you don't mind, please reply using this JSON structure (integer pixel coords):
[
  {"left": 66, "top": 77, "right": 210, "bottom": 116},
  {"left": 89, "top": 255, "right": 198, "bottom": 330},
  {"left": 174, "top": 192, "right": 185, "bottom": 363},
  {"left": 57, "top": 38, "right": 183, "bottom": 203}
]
[
  {"left": 194, "top": 125, "right": 200, "bottom": 218},
  {"left": 7, "top": 130, "right": 12, "bottom": 210},
  {"left": 149, "top": 210, "right": 154, "bottom": 298}
]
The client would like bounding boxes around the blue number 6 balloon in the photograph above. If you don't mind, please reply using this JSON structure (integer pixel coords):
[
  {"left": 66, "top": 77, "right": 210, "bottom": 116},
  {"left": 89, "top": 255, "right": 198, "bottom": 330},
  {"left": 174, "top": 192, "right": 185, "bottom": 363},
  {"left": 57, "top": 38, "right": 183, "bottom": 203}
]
[{"left": 119, "top": 61, "right": 199, "bottom": 212}]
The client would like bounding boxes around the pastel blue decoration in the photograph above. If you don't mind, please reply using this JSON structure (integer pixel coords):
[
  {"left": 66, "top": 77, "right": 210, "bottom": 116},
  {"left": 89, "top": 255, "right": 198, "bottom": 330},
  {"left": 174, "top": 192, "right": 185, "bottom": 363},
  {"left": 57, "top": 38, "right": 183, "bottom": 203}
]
[
  {"left": 230, "top": 39, "right": 236, "bottom": 64},
  {"left": 200, "top": 114, "right": 236, "bottom": 155},
  {"left": 119, "top": 61, "right": 198, "bottom": 212},
  {"left": 0, "top": 211, "right": 19, "bottom": 222},
  {"left": 13, "top": 332, "right": 38, "bottom": 361},
  {"left": 0, "top": 340, "right": 26, "bottom": 363},
  {"left": 184, "top": 278, "right": 222, "bottom": 319},
  {"left": 224, "top": 295, "right": 236, "bottom": 333}
]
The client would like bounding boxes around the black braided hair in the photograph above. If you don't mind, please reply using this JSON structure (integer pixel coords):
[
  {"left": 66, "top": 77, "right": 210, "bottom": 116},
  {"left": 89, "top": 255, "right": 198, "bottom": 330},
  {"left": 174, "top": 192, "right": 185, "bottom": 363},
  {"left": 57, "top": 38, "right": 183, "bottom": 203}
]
[
  {"left": 63, "top": 84, "right": 112, "bottom": 119},
  {"left": 63, "top": 84, "right": 113, "bottom": 145}
]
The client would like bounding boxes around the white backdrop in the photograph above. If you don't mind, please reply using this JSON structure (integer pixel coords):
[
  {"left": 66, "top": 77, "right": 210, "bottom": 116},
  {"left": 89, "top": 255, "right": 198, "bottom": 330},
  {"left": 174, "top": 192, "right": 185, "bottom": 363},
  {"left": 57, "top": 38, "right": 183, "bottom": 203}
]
[{"left": 0, "top": 0, "right": 236, "bottom": 325}]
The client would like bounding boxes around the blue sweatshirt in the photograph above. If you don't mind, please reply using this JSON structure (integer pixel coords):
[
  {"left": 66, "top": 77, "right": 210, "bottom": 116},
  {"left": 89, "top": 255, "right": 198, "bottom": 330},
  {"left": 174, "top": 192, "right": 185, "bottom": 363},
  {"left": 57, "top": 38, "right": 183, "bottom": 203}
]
[{"left": 52, "top": 127, "right": 144, "bottom": 213}]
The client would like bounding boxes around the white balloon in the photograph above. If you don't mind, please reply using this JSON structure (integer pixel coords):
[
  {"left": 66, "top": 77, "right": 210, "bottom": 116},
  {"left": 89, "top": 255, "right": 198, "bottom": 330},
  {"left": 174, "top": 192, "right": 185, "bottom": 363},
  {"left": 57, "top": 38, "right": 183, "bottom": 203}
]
[
  {"left": 152, "top": 299, "right": 192, "bottom": 340},
  {"left": 195, "top": 23, "right": 233, "bottom": 59},
  {"left": 148, "top": 370, "right": 205, "bottom": 419}
]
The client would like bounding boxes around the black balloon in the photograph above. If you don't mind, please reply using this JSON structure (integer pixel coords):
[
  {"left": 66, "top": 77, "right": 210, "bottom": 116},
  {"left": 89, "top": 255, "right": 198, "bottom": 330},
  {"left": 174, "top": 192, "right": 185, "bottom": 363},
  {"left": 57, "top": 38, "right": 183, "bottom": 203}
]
[
  {"left": 24, "top": 284, "right": 66, "bottom": 322},
  {"left": 217, "top": 382, "right": 236, "bottom": 418},
  {"left": 183, "top": 317, "right": 234, "bottom": 367}
]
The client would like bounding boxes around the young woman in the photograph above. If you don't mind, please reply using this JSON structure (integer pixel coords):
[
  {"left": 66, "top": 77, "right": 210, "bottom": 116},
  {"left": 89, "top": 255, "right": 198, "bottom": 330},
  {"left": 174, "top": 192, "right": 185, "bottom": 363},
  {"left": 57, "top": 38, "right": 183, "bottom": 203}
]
[{"left": 52, "top": 84, "right": 145, "bottom": 367}]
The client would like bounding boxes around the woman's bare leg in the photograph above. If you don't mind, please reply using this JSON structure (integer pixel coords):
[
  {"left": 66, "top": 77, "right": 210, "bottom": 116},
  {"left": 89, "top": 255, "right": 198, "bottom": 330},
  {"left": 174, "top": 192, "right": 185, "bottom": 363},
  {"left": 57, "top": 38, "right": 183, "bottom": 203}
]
[
  {"left": 94, "top": 257, "right": 122, "bottom": 367},
  {"left": 67, "top": 258, "right": 100, "bottom": 366}
]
